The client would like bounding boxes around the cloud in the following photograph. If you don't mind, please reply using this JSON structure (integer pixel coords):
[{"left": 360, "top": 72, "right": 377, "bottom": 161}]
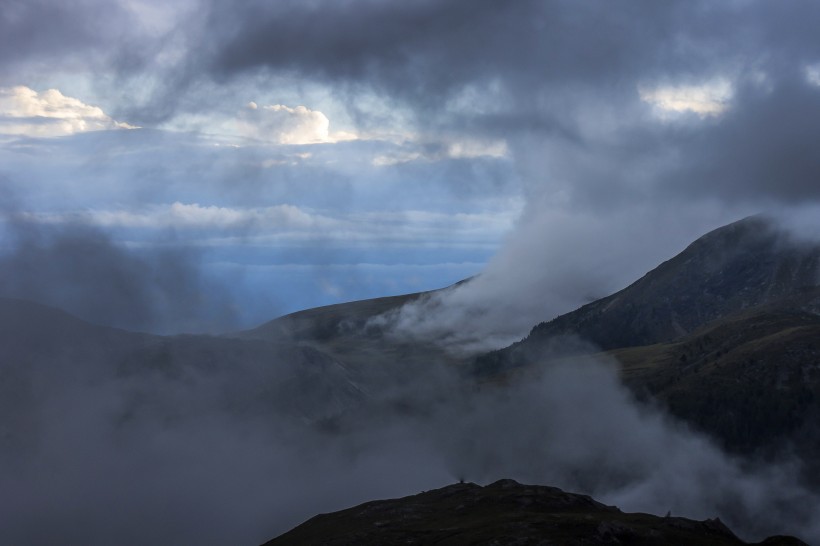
[
  {"left": 807, "top": 63, "right": 820, "bottom": 86},
  {"left": 376, "top": 200, "right": 756, "bottom": 355},
  {"left": 0, "top": 0, "right": 131, "bottom": 75},
  {"left": 236, "top": 102, "right": 356, "bottom": 145},
  {"left": 176, "top": 0, "right": 820, "bottom": 207},
  {"left": 5, "top": 1, "right": 819, "bottom": 323},
  {"left": 660, "top": 74, "right": 820, "bottom": 203},
  {"left": 17, "top": 202, "right": 517, "bottom": 251},
  {"left": 639, "top": 79, "right": 734, "bottom": 118},
  {"left": 2, "top": 326, "right": 818, "bottom": 545},
  {"left": 0, "top": 203, "right": 238, "bottom": 334},
  {"left": 85, "top": 202, "right": 323, "bottom": 230},
  {"left": 372, "top": 136, "right": 508, "bottom": 165},
  {"left": 0, "top": 86, "right": 136, "bottom": 137}
]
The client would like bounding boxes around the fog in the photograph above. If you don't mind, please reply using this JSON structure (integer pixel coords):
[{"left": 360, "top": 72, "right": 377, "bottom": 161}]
[
  {"left": 373, "top": 202, "right": 754, "bottom": 354},
  {"left": 0, "top": 202, "right": 239, "bottom": 334},
  {"left": 1, "top": 299, "right": 818, "bottom": 545},
  {"left": 2, "top": 194, "right": 819, "bottom": 545}
]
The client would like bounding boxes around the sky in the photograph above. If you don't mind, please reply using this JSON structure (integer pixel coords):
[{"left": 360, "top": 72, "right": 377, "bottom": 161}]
[
  {"left": 3, "top": 0, "right": 820, "bottom": 333},
  {"left": 4, "top": 3, "right": 820, "bottom": 544}
]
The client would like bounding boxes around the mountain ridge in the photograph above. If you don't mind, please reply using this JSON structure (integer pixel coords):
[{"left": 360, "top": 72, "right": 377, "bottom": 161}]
[{"left": 476, "top": 215, "right": 820, "bottom": 373}]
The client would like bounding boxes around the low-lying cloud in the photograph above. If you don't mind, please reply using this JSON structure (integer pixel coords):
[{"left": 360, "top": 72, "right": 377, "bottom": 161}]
[
  {"left": 1, "top": 328, "right": 817, "bottom": 545},
  {"left": 0, "top": 206, "right": 237, "bottom": 334},
  {"left": 375, "top": 201, "right": 756, "bottom": 354}
]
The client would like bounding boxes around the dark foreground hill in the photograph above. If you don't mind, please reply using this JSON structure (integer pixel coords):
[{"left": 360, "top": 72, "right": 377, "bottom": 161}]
[{"left": 262, "top": 479, "right": 807, "bottom": 546}]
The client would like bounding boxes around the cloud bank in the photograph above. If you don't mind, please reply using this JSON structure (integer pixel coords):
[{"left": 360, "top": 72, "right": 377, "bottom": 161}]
[{"left": 1, "top": 328, "right": 818, "bottom": 545}]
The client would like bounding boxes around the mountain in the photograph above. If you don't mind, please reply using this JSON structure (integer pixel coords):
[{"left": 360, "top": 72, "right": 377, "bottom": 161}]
[
  {"left": 237, "top": 292, "right": 423, "bottom": 342},
  {"left": 234, "top": 216, "right": 820, "bottom": 464},
  {"left": 477, "top": 216, "right": 820, "bottom": 372},
  {"left": 617, "top": 306, "right": 820, "bottom": 449},
  {"left": 7, "top": 216, "right": 817, "bottom": 456},
  {"left": 233, "top": 285, "right": 466, "bottom": 408},
  {"left": 473, "top": 215, "right": 820, "bottom": 468},
  {"left": 262, "top": 479, "right": 808, "bottom": 546}
]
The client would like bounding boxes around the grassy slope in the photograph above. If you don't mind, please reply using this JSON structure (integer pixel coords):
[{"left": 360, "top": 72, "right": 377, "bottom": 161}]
[{"left": 609, "top": 306, "right": 820, "bottom": 460}]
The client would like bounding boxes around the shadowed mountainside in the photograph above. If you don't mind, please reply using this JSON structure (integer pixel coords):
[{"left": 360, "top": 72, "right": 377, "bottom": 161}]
[
  {"left": 233, "top": 285, "right": 467, "bottom": 396},
  {"left": 610, "top": 302, "right": 820, "bottom": 484},
  {"left": 238, "top": 292, "right": 423, "bottom": 342},
  {"left": 477, "top": 216, "right": 820, "bottom": 373},
  {"left": 262, "top": 479, "right": 808, "bottom": 546},
  {"left": 470, "top": 216, "right": 820, "bottom": 461}
]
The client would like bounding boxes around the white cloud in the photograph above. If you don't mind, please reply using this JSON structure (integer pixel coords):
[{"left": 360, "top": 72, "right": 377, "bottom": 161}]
[
  {"left": 0, "top": 86, "right": 136, "bottom": 137},
  {"left": 639, "top": 79, "right": 734, "bottom": 118},
  {"left": 237, "top": 103, "right": 357, "bottom": 145},
  {"left": 446, "top": 138, "right": 508, "bottom": 159},
  {"left": 372, "top": 150, "right": 424, "bottom": 166},
  {"left": 372, "top": 137, "right": 508, "bottom": 166},
  {"left": 805, "top": 63, "right": 820, "bottom": 87},
  {"left": 121, "top": 0, "right": 198, "bottom": 36},
  {"left": 17, "top": 202, "right": 517, "bottom": 248},
  {"left": 93, "top": 202, "right": 327, "bottom": 230}
]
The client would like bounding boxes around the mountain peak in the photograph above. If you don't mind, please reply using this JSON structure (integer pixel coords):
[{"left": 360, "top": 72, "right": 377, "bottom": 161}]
[{"left": 528, "top": 215, "right": 817, "bottom": 351}]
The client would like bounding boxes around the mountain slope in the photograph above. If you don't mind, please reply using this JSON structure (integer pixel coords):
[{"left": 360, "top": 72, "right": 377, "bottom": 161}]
[
  {"left": 237, "top": 292, "right": 424, "bottom": 342},
  {"left": 477, "top": 215, "right": 820, "bottom": 373},
  {"left": 469, "top": 217, "right": 820, "bottom": 473},
  {"left": 234, "top": 286, "right": 467, "bottom": 398},
  {"left": 608, "top": 304, "right": 820, "bottom": 475},
  {"left": 262, "top": 479, "right": 807, "bottom": 546}
]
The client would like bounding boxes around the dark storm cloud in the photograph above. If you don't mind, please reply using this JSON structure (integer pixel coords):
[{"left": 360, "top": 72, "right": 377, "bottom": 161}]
[
  {"left": 204, "top": 0, "right": 673, "bottom": 95},
  {"left": 193, "top": 0, "right": 677, "bottom": 136},
  {"left": 0, "top": 0, "right": 133, "bottom": 76},
  {"left": 112, "top": 0, "right": 682, "bottom": 126},
  {"left": 195, "top": 0, "right": 820, "bottom": 107},
  {"left": 178, "top": 0, "right": 820, "bottom": 204},
  {"left": 665, "top": 75, "right": 820, "bottom": 203}
]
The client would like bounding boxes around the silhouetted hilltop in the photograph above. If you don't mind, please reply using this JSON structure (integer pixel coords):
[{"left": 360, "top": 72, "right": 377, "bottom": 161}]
[{"left": 262, "top": 479, "right": 808, "bottom": 546}]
